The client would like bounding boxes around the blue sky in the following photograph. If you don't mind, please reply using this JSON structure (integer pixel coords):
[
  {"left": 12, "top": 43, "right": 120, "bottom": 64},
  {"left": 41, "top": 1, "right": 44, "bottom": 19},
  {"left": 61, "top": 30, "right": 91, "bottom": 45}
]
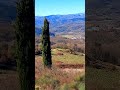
[{"left": 35, "top": 0, "right": 85, "bottom": 16}]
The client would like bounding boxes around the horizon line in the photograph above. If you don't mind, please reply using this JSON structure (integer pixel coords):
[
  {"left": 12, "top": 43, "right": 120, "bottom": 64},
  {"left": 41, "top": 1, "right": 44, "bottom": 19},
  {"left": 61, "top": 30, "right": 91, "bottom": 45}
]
[{"left": 35, "top": 12, "right": 85, "bottom": 17}]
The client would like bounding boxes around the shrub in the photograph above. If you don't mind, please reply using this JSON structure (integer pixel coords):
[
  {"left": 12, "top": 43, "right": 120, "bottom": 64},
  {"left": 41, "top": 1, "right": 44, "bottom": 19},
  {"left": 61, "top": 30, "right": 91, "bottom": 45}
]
[
  {"left": 60, "top": 83, "right": 70, "bottom": 90},
  {"left": 35, "top": 87, "right": 39, "bottom": 90},
  {"left": 69, "top": 75, "right": 85, "bottom": 90},
  {"left": 78, "top": 83, "right": 85, "bottom": 90},
  {"left": 69, "top": 82, "right": 78, "bottom": 90},
  {"left": 75, "top": 75, "right": 85, "bottom": 83},
  {"left": 36, "top": 75, "right": 60, "bottom": 90}
]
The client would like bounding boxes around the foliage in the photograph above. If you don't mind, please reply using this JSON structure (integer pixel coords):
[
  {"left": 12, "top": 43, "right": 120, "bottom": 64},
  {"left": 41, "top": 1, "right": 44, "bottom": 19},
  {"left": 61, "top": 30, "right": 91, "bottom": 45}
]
[
  {"left": 36, "top": 75, "right": 60, "bottom": 90},
  {"left": 60, "top": 83, "right": 70, "bottom": 90},
  {"left": 41, "top": 18, "right": 52, "bottom": 68},
  {"left": 15, "top": 0, "right": 34, "bottom": 90}
]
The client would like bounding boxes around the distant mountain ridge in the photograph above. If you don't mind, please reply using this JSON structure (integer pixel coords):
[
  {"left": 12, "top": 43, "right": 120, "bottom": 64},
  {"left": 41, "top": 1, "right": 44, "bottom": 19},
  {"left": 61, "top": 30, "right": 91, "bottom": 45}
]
[
  {"left": 35, "top": 13, "right": 85, "bottom": 36},
  {"left": 35, "top": 27, "right": 55, "bottom": 37}
]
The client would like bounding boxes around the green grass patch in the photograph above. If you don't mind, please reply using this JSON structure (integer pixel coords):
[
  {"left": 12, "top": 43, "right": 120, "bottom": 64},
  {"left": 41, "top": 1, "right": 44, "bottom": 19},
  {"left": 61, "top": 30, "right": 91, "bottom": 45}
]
[
  {"left": 52, "top": 48, "right": 85, "bottom": 64},
  {"left": 52, "top": 53, "right": 85, "bottom": 64},
  {"left": 37, "top": 48, "right": 85, "bottom": 64}
]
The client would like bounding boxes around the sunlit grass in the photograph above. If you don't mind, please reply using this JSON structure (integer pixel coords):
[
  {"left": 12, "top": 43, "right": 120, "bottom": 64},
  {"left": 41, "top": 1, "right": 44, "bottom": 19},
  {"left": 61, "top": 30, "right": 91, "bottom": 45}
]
[
  {"left": 36, "top": 48, "right": 85, "bottom": 64},
  {"left": 52, "top": 53, "right": 85, "bottom": 64},
  {"left": 35, "top": 48, "right": 85, "bottom": 90}
]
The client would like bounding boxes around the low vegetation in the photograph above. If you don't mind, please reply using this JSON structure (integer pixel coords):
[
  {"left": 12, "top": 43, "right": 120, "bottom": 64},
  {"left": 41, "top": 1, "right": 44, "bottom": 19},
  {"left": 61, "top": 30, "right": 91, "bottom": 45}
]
[
  {"left": 35, "top": 47, "right": 85, "bottom": 90},
  {"left": 35, "top": 14, "right": 85, "bottom": 90},
  {"left": 35, "top": 66, "right": 85, "bottom": 90},
  {"left": 36, "top": 48, "right": 85, "bottom": 64},
  {"left": 52, "top": 49, "right": 85, "bottom": 64}
]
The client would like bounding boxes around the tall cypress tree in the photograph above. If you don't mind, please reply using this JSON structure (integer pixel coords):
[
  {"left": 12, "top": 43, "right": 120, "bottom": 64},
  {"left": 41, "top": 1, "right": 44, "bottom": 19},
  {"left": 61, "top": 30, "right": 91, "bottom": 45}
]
[
  {"left": 15, "top": 0, "right": 35, "bottom": 90},
  {"left": 41, "top": 18, "right": 52, "bottom": 68}
]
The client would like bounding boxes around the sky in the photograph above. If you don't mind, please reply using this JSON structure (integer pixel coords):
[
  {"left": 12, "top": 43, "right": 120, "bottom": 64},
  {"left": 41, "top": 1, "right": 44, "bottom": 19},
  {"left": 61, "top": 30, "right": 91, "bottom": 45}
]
[{"left": 35, "top": 0, "right": 85, "bottom": 16}]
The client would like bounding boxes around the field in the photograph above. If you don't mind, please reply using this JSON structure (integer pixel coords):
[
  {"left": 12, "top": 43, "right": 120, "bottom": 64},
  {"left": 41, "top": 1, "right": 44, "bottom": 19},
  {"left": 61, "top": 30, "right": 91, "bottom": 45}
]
[
  {"left": 52, "top": 53, "right": 84, "bottom": 64},
  {"left": 36, "top": 48, "right": 85, "bottom": 64},
  {"left": 35, "top": 48, "right": 85, "bottom": 90}
]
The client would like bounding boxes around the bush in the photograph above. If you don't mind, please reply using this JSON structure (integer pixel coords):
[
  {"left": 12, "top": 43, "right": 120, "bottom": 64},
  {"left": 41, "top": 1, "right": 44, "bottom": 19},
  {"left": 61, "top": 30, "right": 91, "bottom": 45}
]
[
  {"left": 75, "top": 75, "right": 85, "bottom": 83},
  {"left": 69, "top": 82, "right": 78, "bottom": 90},
  {"left": 69, "top": 75, "right": 85, "bottom": 90},
  {"left": 35, "top": 87, "right": 39, "bottom": 90},
  {"left": 60, "top": 84, "right": 70, "bottom": 90},
  {"left": 78, "top": 83, "right": 85, "bottom": 90},
  {"left": 36, "top": 75, "right": 60, "bottom": 90},
  {"left": 59, "top": 75, "right": 85, "bottom": 90}
]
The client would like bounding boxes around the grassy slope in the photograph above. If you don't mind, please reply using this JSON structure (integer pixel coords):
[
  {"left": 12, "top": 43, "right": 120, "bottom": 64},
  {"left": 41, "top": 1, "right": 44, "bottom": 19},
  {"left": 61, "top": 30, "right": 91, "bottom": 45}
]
[
  {"left": 36, "top": 48, "right": 85, "bottom": 64},
  {"left": 52, "top": 48, "right": 85, "bottom": 64},
  {"left": 86, "top": 67, "right": 120, "bottom": 90},
  {"left": 35, "top": 48, "right": 85, "bottom": 90}
]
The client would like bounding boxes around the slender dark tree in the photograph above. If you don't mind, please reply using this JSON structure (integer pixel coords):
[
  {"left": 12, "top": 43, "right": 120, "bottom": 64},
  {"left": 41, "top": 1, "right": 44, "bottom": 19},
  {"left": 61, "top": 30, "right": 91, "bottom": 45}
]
[
  {"left": 15, "top": 0, "right": 35, "bottom": 90},
  {"left": 41, "top": 18, "right": 52, "bottom": 68}
]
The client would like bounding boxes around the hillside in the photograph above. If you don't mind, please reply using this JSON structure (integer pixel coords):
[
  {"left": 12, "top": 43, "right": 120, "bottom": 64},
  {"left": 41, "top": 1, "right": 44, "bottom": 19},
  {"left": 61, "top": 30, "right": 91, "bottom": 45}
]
[
  {"left": 35, "top": 13, "right": 85, "bottom": 36},
  {"left": 86, "top": 0, "right": 120, "bottom": 66},
  {"left": 86, "top": 0, "right": 120, "bottom": 21}
]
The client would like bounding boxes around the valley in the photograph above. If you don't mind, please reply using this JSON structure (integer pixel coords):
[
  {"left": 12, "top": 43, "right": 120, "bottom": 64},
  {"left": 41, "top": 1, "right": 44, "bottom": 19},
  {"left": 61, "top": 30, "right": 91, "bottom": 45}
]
[
  {"left": 35, "top": 13, "right": 85, "bottom": 90},
  {"left": 35, "top": 13, "right": 85, "bottom": 39}
]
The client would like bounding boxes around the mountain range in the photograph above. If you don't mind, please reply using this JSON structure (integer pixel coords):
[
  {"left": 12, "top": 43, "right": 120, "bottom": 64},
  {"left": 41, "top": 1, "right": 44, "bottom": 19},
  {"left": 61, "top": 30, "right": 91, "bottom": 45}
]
[
  {"left": 35, "top": 13, "right": 85, "bottom": 36},
  {"left": 1, "top": 0, "right": 85, "bottom": 37}
]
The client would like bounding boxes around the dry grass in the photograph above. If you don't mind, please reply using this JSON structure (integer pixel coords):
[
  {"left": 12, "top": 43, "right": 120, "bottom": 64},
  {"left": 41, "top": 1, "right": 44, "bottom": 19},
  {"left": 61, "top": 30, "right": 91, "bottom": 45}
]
[{"left": 35, "top": 55, "right": 85, "bottom": 90}]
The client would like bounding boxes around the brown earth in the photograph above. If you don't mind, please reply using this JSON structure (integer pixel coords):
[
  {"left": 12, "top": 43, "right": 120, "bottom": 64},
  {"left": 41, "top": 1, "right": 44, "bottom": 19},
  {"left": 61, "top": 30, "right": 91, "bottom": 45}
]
[{"left": 56, "top": 63, "right": 85, "bottom": 69}]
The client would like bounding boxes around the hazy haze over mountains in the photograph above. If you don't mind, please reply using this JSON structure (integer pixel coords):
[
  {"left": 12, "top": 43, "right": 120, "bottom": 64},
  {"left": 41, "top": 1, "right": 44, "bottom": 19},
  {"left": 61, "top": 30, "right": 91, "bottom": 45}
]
[{"left": 35, "top": 13, "right": 85, "bottom": 36}]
